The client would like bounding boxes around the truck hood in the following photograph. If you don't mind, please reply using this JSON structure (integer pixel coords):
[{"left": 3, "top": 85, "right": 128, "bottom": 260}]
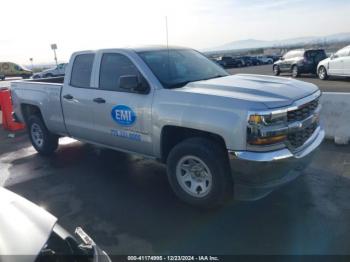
[
  {"left": 181, "top": 74, "right": 319, "bottom": 109},
  {"left": 0, "top": 187, "right": 57, "bottom": 261}
]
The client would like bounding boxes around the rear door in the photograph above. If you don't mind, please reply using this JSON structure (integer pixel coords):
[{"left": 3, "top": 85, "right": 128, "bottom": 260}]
[
  {"left": 280, "top": 51, "right": 294, "bottom": 71},
  {"left": 61, "top": 52, "right": 100, "bottom": 141},
  {"left": 303, "top": 50, "right": 324, "bottom": 73},
  {"left": 90, "top": 51, "right": 154, "bottom": 155}
]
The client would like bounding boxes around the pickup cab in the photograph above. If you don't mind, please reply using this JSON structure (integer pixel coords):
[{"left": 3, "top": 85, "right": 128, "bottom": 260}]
[{"left": 11, "top": 46, "right": 325, "bottom": 208}]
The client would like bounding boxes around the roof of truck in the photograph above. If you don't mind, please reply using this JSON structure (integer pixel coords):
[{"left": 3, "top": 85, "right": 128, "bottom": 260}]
[{"left": 75, "top": 46, "right": 191, "bottom": 55}]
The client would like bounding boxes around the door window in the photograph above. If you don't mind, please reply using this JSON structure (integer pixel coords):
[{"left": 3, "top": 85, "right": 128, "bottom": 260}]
[
  {"left": 70, "top": 54, "right": 95, "bottom": 88},
  {"left": 99, "top": 53, "right": 143, "bottom": 92}
]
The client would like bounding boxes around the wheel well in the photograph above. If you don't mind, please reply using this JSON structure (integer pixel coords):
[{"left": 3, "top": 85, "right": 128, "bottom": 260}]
[
  {"left": 21, "top": 104, "right": 42, "bottom": 123},
  {"left": 160, "top": 126, "right": 226, "bottom": 163}
]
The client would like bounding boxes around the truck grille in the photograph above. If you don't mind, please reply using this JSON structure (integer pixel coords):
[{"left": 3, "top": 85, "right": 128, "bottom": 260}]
[
  {"left": 287, "top": 99, "right": 319, "bottom": 122},
  {"left": 287, "top": 123, "right": 317, "bottom": 148}
]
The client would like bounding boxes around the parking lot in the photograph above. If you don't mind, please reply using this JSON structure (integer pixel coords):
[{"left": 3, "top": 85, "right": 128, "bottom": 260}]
[
  {"left": 1, "top": 125, "right": 350, "bottom": 255},
  {"left": 227, "top": 65, "right": 350, "bottom": 93}
]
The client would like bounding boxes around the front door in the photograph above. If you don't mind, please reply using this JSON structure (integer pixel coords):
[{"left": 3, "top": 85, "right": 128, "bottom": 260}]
[
  {"left": 342, "top": 48, "right": 350, "bottom": 76},
  {"left": 328, "top": 48, "right": 349, "bottom": 75},
  {"left": 91, "top": 52, "right": 154, "bottom": 156}
]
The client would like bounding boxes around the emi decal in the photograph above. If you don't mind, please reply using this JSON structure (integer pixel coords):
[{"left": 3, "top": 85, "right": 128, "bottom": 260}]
[{"left": 111, "top": 105, "right": 136, "bottom": 126}]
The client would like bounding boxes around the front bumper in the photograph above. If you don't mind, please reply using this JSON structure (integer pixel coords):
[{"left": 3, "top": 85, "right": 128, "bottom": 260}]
[{"left": 228, "top": 127, "right": 325, "bottom": 200}]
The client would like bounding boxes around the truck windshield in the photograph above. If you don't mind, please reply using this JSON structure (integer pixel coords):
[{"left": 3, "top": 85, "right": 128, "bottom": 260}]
[{"left": 137, "top": 49, "right": 229, "bottom": 89}]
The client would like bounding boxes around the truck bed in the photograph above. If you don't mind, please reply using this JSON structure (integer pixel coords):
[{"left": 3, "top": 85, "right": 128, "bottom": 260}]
[{"left": 11, "top": 77, "right": 67, "bottom": 135}]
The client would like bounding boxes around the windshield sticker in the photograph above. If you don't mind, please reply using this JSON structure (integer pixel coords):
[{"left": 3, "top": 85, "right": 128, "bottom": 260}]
[{"left": 111, "top": 105, "right": 136, "bottom": 126}]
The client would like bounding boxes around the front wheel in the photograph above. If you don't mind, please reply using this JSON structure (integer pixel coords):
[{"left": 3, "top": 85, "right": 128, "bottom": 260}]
[
  {"left": 273, "top": 65, "right": 280, "bottom": 76},
  {"left": 167, "top": 138, "right": 233, "bottom": 208},
  {"left": 292, "top": 65, "right": 300, "bottom": 78},
  {"left": 27, "top": 115, "right": 59, "bottom": 155},
  {"left": 318, "top": 66, "right": 328, "bottom": 80}
]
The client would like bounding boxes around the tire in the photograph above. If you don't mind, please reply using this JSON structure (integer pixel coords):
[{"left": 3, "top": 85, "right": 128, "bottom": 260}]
[
  {"left": 27, "top": 115, "right": 59, "bottom": 155},
  {"left": 273, "top": 65, "right": 280, "bottom": 76},
  {"left": 291, "top": 65, "right": 300, "bottom": 78},
  {"left": 318, "top": 66, "right": 328, "bottom": 80},
  {"left": 21, "top": 74, "right": 29, "bottom": 79},
  {"left": 167, "top": 137, "right": 233, "bottom": 208}
]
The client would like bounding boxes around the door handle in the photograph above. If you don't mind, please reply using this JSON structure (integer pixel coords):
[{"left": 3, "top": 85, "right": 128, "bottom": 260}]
[
  {"left": 63, "top": 94, "right": 73, "bottom": 100},
  {"left": 93, "top": 97, "right": 106, "bottom": 104}
]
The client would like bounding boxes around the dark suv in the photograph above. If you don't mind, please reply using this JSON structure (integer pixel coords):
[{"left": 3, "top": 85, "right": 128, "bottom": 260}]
[
  {"left": 273, "top": 49, "right": 327, "bottom": 77},
  {"left": 216, "top": 56, "right": 243, "bottom": 68}
]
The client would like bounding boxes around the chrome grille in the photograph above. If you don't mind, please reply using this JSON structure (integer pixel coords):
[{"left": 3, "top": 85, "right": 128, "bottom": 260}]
[
  {"left": 287, "top": 99, "right": 319, "bottom": 122},
  {"left": 287, "top": 123, "right": 317, "bottom": 148}
]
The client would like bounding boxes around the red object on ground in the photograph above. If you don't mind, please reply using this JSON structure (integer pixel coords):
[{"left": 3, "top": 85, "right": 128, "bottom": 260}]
[{"left": 0, "top": 88, "right": 26, "bottom": 131}]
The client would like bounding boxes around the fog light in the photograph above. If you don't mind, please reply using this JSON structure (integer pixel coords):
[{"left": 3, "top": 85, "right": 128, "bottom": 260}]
[{"left": 249, "top": 135, "right": 287, "bottom": 145}]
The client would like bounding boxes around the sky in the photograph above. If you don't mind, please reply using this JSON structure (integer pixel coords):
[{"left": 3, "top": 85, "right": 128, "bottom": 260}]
[{"left": 1, "top": 0, "right": 349, "bottom": 64}]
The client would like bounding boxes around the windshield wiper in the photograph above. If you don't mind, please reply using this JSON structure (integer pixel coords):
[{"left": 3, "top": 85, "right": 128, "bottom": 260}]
[
  {"left": 169, "top": 80, "right": 192, "bottom": 89},
  {"left": 201, "top": 74, "right": 227, "bottom": 81},
  {"left": 168, "top": 74, "right": 227, "bottom": 89}
]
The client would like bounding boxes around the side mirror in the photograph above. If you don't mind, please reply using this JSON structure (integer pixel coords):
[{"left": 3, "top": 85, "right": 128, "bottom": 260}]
[
  {"left": 280, "top": 57, "right": 285, "bottom": 61},
  {"left": 119, "top": 75, "right": 149, "bottom": 94}
]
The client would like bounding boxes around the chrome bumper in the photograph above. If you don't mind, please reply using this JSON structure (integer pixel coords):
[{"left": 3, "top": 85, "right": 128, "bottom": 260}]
[
  {"left": 228, "top": 126, "right": 325, "bottom": 200},
  {"left": 229, "top": 126, "right": 325, "bottom": 162}
]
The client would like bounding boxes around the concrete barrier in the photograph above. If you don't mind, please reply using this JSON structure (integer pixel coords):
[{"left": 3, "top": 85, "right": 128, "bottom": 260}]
[{"left": 321, "top": 92, "right": 350, "bottom": 145}]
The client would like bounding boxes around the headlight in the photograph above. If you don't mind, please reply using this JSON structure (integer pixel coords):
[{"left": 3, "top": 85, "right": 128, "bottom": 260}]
[
  {"left": 248, "top": 112, "right": 287, "bottom": 126},
  {"left": 247, "top": 111, "right": 288, "bottom": 146}
]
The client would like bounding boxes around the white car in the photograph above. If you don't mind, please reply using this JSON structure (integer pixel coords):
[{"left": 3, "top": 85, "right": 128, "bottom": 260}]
[
  {"left": 317, "top": 45, "right": 350, "bottom": 80},
  {"left": 33, "top": 63, "right": 67, "bottom": 79}
]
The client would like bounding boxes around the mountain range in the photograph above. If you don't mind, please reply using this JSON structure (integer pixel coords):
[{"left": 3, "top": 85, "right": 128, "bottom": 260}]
[{"left": 207, "top": 32, "right": 350, "bottom": 51}]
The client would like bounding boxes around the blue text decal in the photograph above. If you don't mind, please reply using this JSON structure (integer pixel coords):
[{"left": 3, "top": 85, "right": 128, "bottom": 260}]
[{"left": 111, "top": 105, "right": 136, "bottom": 126}]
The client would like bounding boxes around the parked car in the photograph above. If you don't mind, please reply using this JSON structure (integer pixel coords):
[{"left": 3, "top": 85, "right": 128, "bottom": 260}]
[
  {"left": 11, "top": 46, "right": 324, "bottom": 208},
  {"left": 216, "top": 56, "right": 243, "bottom": 68},
  {"left": 273, "top": 49, "right": 327, "bottom": 77},
  {"left": 317, "top": 45, "right": 350, "bottom": 80},
  {"left": 0, "top": 187, "right": 111, "bottom": 261},
  {"left": 33, "top": 63, "right": 67, "bottom": 79},
  {"left": 256, "top": 56, "right": 273, "bottom": 64},
  {"left": 249, "top": 56, "right": 261, "bottom": 66},
  {"left": 0, "top": 62, "right": 32, "bottom": 80},
  {"left": 240, "top": 56, "right": 253, "bottom": 67}
]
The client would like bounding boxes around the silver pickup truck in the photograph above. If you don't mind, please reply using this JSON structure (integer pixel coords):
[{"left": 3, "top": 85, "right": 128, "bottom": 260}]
[{"left": 11, "top": 46, "right": 325, "bottom": 208}]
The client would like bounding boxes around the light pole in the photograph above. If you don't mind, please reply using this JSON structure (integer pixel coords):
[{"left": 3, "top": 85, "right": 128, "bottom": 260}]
[
  {"left": 29, "top": 58, "right": 33, "bottom": 70},
  {"left": 50, "top": 44, "right": 58, "bottom": 66}
]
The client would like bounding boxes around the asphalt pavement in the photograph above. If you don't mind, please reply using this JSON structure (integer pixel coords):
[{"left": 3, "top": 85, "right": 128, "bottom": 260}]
[{"left": 1, "top": 128, "right": 350, "bottom": 255}]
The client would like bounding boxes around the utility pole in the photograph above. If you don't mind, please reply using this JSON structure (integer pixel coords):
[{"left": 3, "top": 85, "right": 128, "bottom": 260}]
[
  {"left": 29, "top": 58, "right": 33, "bottom": 70},
  {"left": 51, "top": 44, "right": 58, "bottom": 66}
]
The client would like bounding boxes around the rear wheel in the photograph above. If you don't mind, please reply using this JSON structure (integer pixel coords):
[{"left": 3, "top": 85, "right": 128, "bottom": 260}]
[
  {"left": 318, "top": 66, "right": 328, "bottom": 80},
  {"left": 273, "top": 65, "right": 280, "bottom": 76},
  {"left": 167, "top": 137, "right": 233, "bottom": 208},
  {"left": 27, "top": 115, "right": 59, "bottom": 155},
  {"left": 292, "top": 65, "right": 300, "bottom": 78}
]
